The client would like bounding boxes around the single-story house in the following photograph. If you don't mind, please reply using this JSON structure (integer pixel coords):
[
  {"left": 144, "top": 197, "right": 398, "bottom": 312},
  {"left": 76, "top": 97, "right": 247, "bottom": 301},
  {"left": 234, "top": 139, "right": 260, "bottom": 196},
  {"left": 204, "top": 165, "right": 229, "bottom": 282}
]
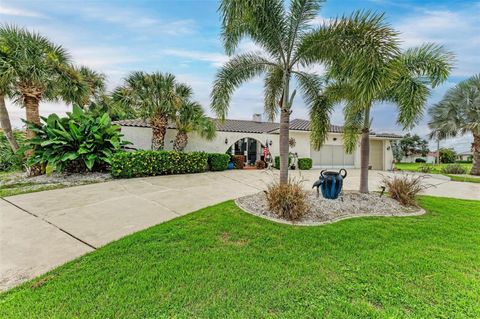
[
  {"left": 401, "top": 152, "right": 437, "bottom": 164},
  {"left": 457, "top": 151, "right": 472, "bottom": 161},
  {"left": 115, "top": 114, "right": 401, "bottom": 170}
]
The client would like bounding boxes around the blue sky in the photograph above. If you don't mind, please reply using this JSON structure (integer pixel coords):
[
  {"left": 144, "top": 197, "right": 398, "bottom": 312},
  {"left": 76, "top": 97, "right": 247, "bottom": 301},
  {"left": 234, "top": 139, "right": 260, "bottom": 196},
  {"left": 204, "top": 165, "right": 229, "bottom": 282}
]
[{"left": 2, "top": 0, "right": 479, "bottom": 152}]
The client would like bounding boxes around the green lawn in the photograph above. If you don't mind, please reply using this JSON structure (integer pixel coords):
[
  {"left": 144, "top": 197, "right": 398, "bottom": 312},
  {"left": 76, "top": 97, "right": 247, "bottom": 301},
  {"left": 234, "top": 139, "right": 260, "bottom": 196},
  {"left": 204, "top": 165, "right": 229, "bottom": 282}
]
[
  {"left": 394, "top": 162, "right": 472, "bottom": 174},
  {"left": 1, "top": 197, "right": 479, "bottom": 318}
]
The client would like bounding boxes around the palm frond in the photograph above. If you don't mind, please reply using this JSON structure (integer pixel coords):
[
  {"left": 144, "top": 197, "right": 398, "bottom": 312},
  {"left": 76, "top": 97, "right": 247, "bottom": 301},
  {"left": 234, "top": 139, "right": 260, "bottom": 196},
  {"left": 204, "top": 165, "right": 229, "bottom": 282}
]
[{"left": 264, "top": 66, "right": 284, "bottom": 121}]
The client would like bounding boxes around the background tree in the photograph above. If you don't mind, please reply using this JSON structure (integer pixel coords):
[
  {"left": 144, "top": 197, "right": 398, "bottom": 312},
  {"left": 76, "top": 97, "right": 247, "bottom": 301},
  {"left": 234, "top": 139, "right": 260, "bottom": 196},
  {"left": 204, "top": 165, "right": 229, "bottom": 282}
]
[
  {"left": 315, "top": 22, "right": 453, "bottom": 192},
  {"left": 428, "top": 74, "right": 480, "bottom": 175},
  {"left": 438, "top": 148, "right": 456, "bottom": 164},
  {"left": 398, "top": 133, "right": 429, "bottom": 158},
  {"left": 211, "top": 0, "right": 386, "bottom": 183},
  {"left": 0, "top": 25, "right": 87, "bottom": 142},
  {"left": 113, "top": 72, "right": 189, "bottom": 150},
  {"left": 172, "top": 100, "right": 215, "bottom": 151},
  {"left": 0, "top": 77, "right": 19, "bottom": 152}
]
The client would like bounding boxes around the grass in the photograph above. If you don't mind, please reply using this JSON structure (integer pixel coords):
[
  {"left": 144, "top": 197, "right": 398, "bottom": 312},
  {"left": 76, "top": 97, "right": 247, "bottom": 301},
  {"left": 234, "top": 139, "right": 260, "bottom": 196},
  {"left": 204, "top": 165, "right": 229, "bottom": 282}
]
[
  {"left": 1, "top": 197, "right": 479, "bottom": 318},
  {"left": 0, "top": 170, "right": 66, "bottom": 197},
  {"left": 394, "top": 162, "right": 472, "bottom": 174},
  {"left": 446, "top": 174, "right": 480, "bottom": 183}
]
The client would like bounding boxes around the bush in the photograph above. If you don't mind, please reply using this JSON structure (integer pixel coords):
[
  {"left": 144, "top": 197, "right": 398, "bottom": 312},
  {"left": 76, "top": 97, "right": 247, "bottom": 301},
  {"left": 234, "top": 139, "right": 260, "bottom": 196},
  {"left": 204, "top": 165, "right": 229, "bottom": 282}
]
[
  {"left": 265, "top": 179, "right": 308, "bottom": 220},
  {"left": 381, "top": 174, "right": 431, "bottom": 206},
  {"left": 0, "top": 130, "right": 26, "bottom": 171},
  {"left": 25, "top": 106, "right": 127, "bottom": 174},
  {"left": 111, "top": 150, "right": 208, "bottom": 178},
  {"left": 298, "top": 158, "right": 312, "bottom": 170},
  {"left": 441, "top": 164, "right": 467, "bottom": 174},
  {"left": 415, "top": 158, "right": 426, "bottom": 163},
  {"left": 208, "top": 153, "right": 230, "bottom": 171},
  {"left": 274, "top": 155, "right": 291, "bottom": 169},
  {"left": 419, "top": 165, "right": 432, "bottom": 173},
  {"left": 232, "top": 155, "right": 245, "bottom": 169},
  {"left": 439, "top": 148, "right": 456, "bottom": 163},
  {"left": 255, "top": 160, "right": 266, "bottom": 169}
]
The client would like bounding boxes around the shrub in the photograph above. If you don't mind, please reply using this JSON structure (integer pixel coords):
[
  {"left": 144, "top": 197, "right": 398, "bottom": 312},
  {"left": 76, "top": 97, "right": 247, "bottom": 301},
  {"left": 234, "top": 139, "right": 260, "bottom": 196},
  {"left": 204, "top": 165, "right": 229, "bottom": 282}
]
[
  {"left": 381, "top": 174, "right": 431, "bottom": 206},
  {"left": 232, "top": 155, "right": 245, "bottom": 169},
  {"left": 298, "top": 158, "right": 312, "bottom": 170},
  {"left": 255, "top": 160, "right": 266, "bottom": 169},
  {"left": 415, "top": 158, "right": 426, "bottom": 163},
  {"left": 25, "top": 106, "right": 127, "bottom": 174},
  {"left": 208, "top": 153, "right": 230, "bottom": 171},
  {"left": 439, "top": 148, "right": 456, "bottom": 163},
  {"left": 111, "top": 150, "right": 208, "bottom": 178},
  {"left": 441, "top": 164, "right": 467, "bottom": 174},
  {"left": 418, "top": 165, "right": 432, "bottom": 173},
  {"left": 265, "top": 178, "right": 308, "bottom": 220},
  {"left": 0, "top": 130, "right": 26, "bottom": 171},
  {"left": 274, "top": 155, "right": 291, "bottom": 169}
]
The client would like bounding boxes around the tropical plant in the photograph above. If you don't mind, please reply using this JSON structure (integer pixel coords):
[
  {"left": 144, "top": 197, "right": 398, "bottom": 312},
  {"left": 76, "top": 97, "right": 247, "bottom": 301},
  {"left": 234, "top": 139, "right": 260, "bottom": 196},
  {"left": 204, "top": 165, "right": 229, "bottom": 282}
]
[
  {"left": 428, "top": 74, "right": 480, "bottom": 175},
  {"left": 172, "top": 99, "right": 216, "bottom": 151},
  {"left": 316, "top": 20, "right": 453, "bottom": 192},
  {"left": 265, "top": 177, "right": 308, "bottom": 220},
  {"left": 438, "top": 148, "right": 456, "bottom": 164},
  {"left": 74, "top": 66, "right": 106, "bottom": 108},
  {"left": 441, "top": 164, "right": 467, "bottom": 175},
  {"left": 24, "top": 106, "right": 127, "bottom": 174},
  {"left": 113, "top": 72, "right": 192, "bottom": 150},
  {"left": 0, "top": 25, "right": 88, "bottom": 142},
  {"left": 211, "top": 0, "right": 383, "bottom": 184},
  {"left": 381, "top": 174, "right": 431, "bottom": 206},
  {"left": 0, "top": 130, "right": 25, "bottom": 171}
]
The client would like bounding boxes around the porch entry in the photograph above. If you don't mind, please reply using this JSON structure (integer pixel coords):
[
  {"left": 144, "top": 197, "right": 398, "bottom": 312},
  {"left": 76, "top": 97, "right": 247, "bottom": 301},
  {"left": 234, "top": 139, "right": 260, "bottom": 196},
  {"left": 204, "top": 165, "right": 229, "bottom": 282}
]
[{"left": 227, "top": 138, "right": 267, "bottom": 165}]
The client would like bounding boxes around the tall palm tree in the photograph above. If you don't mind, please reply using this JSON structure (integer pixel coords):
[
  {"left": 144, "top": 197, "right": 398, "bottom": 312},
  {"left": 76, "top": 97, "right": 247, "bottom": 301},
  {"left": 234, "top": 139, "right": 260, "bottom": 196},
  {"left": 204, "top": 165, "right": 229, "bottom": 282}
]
[
  {"left": 172, "top": 100, "right": 216, "bottom": 151},
  {"left": 113, "top": 72, "right": 189, "bottom": 150},
  {"left": 212, "top": 1, "right": 397, "bottom": 184},
  {"left": 0, "top": 75, "right": 19, "bottom": 151},
  {"left": 74, "top": 66, "right": 106, "bottom": 108},
  {"left": 313, "top": 32, "right": 453, "bottom": 192},
  {"left": 428, "top": 74, "right": 480, "bottom": 175},
  {"left": 0, "top": 25, "right": 84, "bottom": 140}
]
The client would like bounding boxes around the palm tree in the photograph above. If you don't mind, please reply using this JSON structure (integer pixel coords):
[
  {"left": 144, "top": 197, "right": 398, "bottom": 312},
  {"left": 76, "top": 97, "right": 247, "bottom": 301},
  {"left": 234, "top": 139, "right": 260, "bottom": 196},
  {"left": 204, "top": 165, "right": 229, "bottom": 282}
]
[
  {"left": 113, "top": 72, "right": 188, "bottom": 150},
  {"left": 0, "top": 25, "right": 83, "bottom": 140},
  {"left": 0, "top": 75, "right": 19, "bottom": 152},
  {"left": 74, "top": 66, "right": 106, "bottom": 108},
  {"left": 428, "top": 74, "right": 480, "bottom": 175},
  {"left": 172, "top": 100, "right": 216, "bottom": 151},
  {"left": 211, "top": 1, "right": 399, "bottom": 184},
  {"left": 314, "top": 33, "right": 453, "bottom": 192}
]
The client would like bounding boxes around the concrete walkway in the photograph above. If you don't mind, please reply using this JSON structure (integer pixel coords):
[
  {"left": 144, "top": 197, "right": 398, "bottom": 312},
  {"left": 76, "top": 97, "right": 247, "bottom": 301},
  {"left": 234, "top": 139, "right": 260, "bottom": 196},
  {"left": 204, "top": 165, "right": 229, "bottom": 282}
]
[{"left": 1, "top": 169, "right": 479, "bottom": 290}]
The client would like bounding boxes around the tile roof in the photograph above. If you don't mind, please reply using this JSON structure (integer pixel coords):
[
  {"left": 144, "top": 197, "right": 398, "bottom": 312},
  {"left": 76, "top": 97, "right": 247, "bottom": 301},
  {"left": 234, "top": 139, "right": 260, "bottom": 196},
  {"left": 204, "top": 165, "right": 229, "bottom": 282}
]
[{"left": 113, "top": 118, "right": 401, "bottom": 138}]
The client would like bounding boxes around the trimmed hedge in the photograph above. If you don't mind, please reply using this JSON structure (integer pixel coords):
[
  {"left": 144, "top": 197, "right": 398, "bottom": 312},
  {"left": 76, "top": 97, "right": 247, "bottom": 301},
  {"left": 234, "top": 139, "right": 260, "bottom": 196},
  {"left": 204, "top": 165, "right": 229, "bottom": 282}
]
[
  {"left": 274, "top": 156, "right": 291, "bottom": 169},
  {"left": 415, "top": 158, "right": 426, "bottom": 163},
  {"left": 208, "top": 153, "right": 230, "bottom": 171},
  {"left": 111, "top": 150, "right": 208, "bottom": 178},
  {"left": 298, "top": 158, "right": 313, "bottom": 170}
]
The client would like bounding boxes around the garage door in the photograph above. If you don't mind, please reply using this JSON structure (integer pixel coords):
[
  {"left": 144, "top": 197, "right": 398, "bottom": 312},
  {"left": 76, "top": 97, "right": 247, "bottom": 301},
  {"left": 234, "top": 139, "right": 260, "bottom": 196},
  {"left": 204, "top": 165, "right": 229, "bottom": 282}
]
[
  {"left": 369, "top": 140, "right": 383, "bottom": 170},
  {"left": 311, "top": 145, "right": 354, "bottom": 167}
]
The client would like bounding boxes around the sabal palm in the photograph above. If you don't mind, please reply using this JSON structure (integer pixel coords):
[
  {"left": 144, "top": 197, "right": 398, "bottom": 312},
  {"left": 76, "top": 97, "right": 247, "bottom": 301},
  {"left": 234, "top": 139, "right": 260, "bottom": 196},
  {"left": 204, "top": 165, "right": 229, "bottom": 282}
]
[
  {"left": 318, "top": 33, "right": 453, "bottom": 192},
  {"left": 75, "top": 66, "right": 106, "bottom": 108},
  {"left": 212, "top": 1, "right": 399, "bottom": 184},
  {"left": 113, "top": 72, "right": 189, "bottom": 150},
  {"left": 428, "top": 74, "right": 480, "bottom": 175},
  {"left": 173, "top": 100, "right": 216, "bottom": 151},
  {"left": 0, "top": 70, "right": 19, "bottom": 151},
  {"left": 0, "top": 25, "right": 87, "bottom": 141}
]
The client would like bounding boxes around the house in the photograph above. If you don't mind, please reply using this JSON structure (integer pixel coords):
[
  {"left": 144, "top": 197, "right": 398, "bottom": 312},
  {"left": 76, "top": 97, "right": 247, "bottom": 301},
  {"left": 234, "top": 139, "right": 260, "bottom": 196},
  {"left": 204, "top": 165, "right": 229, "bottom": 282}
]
[
  {"left": 402, "top": 152, "right": 437, "bottom": 164},
  {"left": 457, "top": 151, "right": 472, "bottom": 161},
  {"left": 115, "top": 114, "right": 401, "bottom": 170}
]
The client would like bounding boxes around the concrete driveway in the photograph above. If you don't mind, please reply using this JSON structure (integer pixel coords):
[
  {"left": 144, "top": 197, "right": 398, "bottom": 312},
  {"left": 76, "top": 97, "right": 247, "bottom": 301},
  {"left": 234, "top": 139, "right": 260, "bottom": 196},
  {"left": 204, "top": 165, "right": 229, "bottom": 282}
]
[{"left": 1, "top": 169, "right": 479, "bottom": 290}]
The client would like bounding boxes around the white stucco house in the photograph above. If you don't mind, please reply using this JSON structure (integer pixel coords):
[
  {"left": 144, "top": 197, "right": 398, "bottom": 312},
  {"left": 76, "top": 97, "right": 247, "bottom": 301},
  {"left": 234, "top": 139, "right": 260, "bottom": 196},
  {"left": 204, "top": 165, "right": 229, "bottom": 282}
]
[{"left": 115, "top": 114, "right": 401, "bottom": 170}]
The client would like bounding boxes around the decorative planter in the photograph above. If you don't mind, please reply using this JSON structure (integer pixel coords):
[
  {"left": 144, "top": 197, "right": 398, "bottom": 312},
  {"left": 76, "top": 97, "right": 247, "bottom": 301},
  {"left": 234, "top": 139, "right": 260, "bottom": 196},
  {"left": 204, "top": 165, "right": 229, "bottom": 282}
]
[{"left": 312, "top": 169, "right": 347, "bottom": 200}]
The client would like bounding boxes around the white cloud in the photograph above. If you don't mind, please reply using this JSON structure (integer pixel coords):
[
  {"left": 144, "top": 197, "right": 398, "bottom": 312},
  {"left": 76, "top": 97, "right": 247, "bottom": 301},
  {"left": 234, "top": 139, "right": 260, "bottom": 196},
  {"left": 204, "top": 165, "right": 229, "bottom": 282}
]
[
  {"left": 0, "top": 4, "right": 43, "bottom": 17},
  {"left": 161, "top": 49, "right": 229, "bottom": 67}
]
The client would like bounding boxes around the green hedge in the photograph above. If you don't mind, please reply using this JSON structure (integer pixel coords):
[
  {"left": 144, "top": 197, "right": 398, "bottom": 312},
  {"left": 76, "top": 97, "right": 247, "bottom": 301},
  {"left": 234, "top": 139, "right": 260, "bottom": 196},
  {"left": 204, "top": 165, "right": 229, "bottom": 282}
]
[
  {"left": 208, "top": 153, "right": 230, "bottom": 171},
  {"left": 111, "top": 150, "right": 208, "bottom": 178},
  {"left": 274, "top": 155, "right": 291, "bottom": 169},
  {"left": 298, "top": 158, "right": 313, "bottom": 170}
]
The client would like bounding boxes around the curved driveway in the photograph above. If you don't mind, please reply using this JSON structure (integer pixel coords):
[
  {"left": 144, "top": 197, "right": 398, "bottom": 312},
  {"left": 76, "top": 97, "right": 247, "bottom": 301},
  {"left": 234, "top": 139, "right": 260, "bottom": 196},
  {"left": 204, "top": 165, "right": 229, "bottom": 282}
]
[{"left": 1, "top": 169, "right": 479, "bottom": 290}]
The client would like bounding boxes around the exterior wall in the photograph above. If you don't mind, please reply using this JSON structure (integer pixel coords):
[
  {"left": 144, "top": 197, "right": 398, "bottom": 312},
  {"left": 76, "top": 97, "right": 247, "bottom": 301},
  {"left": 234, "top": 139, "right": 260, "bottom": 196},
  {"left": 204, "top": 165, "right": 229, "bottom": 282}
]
[
  {"left": 401, "top": 155, "right": 436, "bottom": 164},
  {"left": 119, "top": 126, "right": 396, "bottom": 171}
]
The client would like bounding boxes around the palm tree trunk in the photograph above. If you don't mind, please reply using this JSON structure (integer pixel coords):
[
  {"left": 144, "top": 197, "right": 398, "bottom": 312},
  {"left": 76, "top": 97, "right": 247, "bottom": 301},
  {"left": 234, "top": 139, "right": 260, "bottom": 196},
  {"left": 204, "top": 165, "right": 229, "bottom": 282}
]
[
  {"left": 151, "top": 114, "right": 168, "bottom": 150},
  {"left": 471, "top": 132, "right": 480, "bottom": 176},
  {"left": 24, "top": 95, "right": 41, "bottom": 139},
  {"left": 279, "top": 74, "right": 291, "bottom": 185},
  {"left": 0, "top": 95, "right": 19, "bottom": 152},
  {"left": 359, "top": 107, "right": 371, "bottom": 193},
  {"left": 173, "top": 131, "right": 188, "bottom": 151}
]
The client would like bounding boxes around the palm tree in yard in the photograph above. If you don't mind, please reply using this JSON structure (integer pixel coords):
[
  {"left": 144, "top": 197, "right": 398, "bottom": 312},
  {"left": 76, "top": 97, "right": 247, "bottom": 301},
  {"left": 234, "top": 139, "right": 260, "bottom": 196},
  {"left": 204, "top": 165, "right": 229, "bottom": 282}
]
[
  {"left": 113, "top": 72, "right": 189, "bottom": 150},
  {"left": 428, "top": 74, "right": 480, "bottom": 175},
  {"left": 316, "top": 29, "right": 453, "bottom": 192},
  {"left": 0, "top": 25, "right": 87, "bottom": 141},
  {"left": 0, "top": 73, "right": 19, "bottom": 152},
  {"left": 172, "top": 100, "right": 216, "bottom": 151},
  {"left": 212, "top": 0, "right": 399, "bottom": 184}
]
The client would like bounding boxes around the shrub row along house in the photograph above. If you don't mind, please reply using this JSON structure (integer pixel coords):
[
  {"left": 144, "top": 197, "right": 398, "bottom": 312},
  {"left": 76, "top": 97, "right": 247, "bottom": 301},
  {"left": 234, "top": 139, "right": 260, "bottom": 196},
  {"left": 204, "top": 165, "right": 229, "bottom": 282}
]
[{"left": 115, "top": 114, "right": 401, "bottom": 170}]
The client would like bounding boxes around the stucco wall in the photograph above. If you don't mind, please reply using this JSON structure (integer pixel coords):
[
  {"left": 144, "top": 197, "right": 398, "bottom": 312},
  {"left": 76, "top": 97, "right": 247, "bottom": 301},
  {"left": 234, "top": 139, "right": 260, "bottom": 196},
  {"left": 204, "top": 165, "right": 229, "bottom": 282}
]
[{"left": 119, "top": 126, "right": 396, "bottom": 170}]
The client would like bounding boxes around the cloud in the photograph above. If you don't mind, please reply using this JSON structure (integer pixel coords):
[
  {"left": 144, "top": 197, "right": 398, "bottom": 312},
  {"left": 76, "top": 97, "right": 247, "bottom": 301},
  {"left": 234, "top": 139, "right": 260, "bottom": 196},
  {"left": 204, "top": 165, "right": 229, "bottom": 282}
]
[
  {"left": 161, "top": 49, "right": 229, "bottom": 67},
  {"left": 0, "top": 4, "right": 43, "bottom": 17}
]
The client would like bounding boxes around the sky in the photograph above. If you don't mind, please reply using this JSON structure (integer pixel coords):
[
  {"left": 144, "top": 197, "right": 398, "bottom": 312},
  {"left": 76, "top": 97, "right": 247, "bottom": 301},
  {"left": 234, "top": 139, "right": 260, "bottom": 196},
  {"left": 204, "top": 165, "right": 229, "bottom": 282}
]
[{"left": 1, "top": 0, "right": 479, "bottom": 152}]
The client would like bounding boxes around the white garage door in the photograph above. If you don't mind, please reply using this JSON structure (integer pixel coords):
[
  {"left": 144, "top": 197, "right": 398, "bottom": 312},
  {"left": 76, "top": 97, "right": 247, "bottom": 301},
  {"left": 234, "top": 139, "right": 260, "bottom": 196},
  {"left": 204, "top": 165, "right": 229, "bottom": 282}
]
[{"left": 311, "top": 145, "right": 354, "bottom": 167}]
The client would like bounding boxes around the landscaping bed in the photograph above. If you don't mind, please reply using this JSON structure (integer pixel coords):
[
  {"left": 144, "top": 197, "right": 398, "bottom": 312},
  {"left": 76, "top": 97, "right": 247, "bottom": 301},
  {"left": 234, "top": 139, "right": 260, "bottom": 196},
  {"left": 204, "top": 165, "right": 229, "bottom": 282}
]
[{"left": 236, "top": 191, "right": 423, "bottom": 225}]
